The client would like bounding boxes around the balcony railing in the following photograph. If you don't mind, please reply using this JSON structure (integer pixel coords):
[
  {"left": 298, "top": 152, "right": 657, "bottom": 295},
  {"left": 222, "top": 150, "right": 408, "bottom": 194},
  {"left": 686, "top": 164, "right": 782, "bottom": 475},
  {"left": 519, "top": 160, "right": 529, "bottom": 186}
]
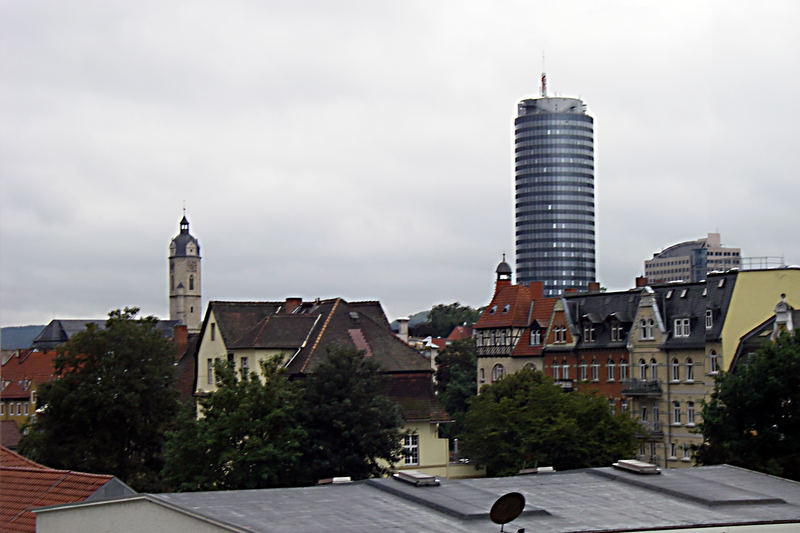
[
  {"left": 554, "top": 379, "right": 574, "bottom": 391},
  {"left": 476, "top": 346, "right": 515, "bottom": 357},
  {"left": 621, "top": 379, "right": 662, "bottom": 396},
  {"left": 635, "top": 420, "right": 664, "bottom": 438}
]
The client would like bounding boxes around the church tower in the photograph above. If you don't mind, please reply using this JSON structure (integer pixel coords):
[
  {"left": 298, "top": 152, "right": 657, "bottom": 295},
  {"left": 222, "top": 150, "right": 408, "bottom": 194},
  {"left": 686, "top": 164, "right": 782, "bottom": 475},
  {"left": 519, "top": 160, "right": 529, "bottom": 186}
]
[{"left": 169, "top": 214, "right": 202, "bottom": 332}]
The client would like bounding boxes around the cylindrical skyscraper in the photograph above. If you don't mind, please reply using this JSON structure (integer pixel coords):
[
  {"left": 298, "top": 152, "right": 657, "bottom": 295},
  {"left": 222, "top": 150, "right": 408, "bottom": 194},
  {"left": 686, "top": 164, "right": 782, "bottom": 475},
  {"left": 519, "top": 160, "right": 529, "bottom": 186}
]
[{"left": 514, "top": 91, "right": 595, "bottom": 296}]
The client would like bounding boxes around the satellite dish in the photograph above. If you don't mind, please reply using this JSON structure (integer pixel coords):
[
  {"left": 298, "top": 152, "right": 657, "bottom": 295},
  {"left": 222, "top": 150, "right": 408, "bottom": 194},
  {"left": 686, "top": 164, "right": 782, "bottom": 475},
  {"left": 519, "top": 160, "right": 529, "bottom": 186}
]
[{"left": 490, "top": 492, "right": 525, "bottom": 531}]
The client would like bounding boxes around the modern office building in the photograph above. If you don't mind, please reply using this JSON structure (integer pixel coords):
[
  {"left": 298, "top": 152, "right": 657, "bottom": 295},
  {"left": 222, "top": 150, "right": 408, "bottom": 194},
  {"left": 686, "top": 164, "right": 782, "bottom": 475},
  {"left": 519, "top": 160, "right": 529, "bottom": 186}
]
[
  {"left": 514, "top": 76, "right": 596, "bottom": 296},
  {"left": 644, "top": 232, "right": 741, "bottom": 283}
]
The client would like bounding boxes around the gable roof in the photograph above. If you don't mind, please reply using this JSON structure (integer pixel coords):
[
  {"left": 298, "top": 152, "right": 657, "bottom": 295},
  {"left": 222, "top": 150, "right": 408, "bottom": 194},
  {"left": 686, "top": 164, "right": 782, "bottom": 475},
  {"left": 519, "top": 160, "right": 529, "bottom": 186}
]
[{"left": 0, "top": 446, "right": 133, "bottom": 533}]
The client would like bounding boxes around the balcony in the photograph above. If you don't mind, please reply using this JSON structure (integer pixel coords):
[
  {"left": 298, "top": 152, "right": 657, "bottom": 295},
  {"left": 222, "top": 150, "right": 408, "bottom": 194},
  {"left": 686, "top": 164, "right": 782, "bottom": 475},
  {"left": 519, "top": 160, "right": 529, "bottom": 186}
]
[
  {"left": 621, "top": 379, "right": 662, "bottom": 396},
  {"left": 476, "top": 346, "right": 515, "bottom": 357},
  {"left": 554, "top": 379, "right": 574, "bottom": 391},
  {"left": 635, "top": 421, "right": 664, "bottom": 439}
]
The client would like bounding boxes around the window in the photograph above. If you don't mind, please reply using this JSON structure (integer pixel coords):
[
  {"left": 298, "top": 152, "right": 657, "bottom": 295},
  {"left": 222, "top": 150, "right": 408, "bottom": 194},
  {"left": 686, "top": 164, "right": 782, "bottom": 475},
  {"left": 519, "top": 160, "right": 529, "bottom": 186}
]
[
  {"left": 0, "top": 403, "right": 4, "bottom": 415},
  {"left": 23, "top": 403, "right": 29, "bottom": 415},
  {"left": 170, "top": 274, "right": 174, "bottom": 290},
  {"left": 705, "top": 309, "right": 713, "bottom": 329},
  {"left": 490, "top": 331, "right": 496, "bottom": 345},
  {"left": 687, "top": 401, "right": 695, "bottom": 425},
  {"left": 670, "top": 442, "right": 677, "bottom": 458},
  {"left": 499, "top": 330, "right": 506, "bottom": 345},
  {"left": 562, "top": 359, "right": 569, "bottom": 379},
  {"left": 649, "top": 442, "right": 656, "bottom": 458},
  {"left": 579, "top": 359, "right": 587, "bottom": 380},
  {"left": 189, "top": 274, "right": 194, "bottom": 290},
  {"left": 489, "top": 305, "right": 497, "bottom": 314},
  {"left": 607, "top": 358, "right": 615, "bottom": 381},
  {"left": 639, "top": 359, "right": 648, "bottom": 380},
  {"left": 671, "top": 358, "right": 680, "bottom": 382},
  {"left": 479, "top": 368, "right": 485, "bottom": 383},
  {"left": 686, "top": 358, "right": 694, "bottom": 381},
  {"left": 16, "top": 403, "right": 21, "bottom": 415},
  {"left": 709, "top": 351, "right": 720, "bottom": 374},
  {"left": 241, "top": 357, "right": 249, "bottom": 373},
  {"left": 611, "top": 323, "right": 623, "bottom": 342},
  {"left": 641, "top": 405, "right": 648, "bottom": 421},
  {"left": 491, "top": 364, "right": 505, "bottom": 383},
  {"left": 211, "top": 323, "right": 216, "bottom": 341},
  {"left": 583, "top": 323, "right": 595, "bottom": 342},
  {"left": 666, "top": 290, "right": 673, "bottom": 299},
  {"left": 608, "top": 398, "right": 615, "bottom": 414},
  {"left": 530, "top": 329, "right": 541, "bottom": 345},
  {"left": 591, "top": 358, "right": 599, "bottom": 381},
  {"left": 680, "top": 289, "right": 687, "bottom": 298},
  {"left": 31, "top": 391, "right": 37, "bottom": 404},
  {"left": 619, "top": 358, "right": 628, "bottom": 380},
  {"left": 502, "top": 304, "right": 510, "bottom": 313},
  {"left": 640, "top": 319, "right": 654, "bottom": 340},
  {"left": 683, "top": 445, "right": 691, "bottom": 460},
  {"left": 621, "top": 399, "right": 628, "bottom": 413},
  {"left": 650, "top": 358, "right": 658, "bottom": 380},
  {"left": 672, "top": 401, "right": 681, "bottom": 425},
  {"left": 523, "top": 363, "right": 536, "bottom": 371},
  {"left": 553, "top": 358, "right": 560, "bottom": 380},
  {"left": 403, "top": 434, "right": 419, "bottom": 465},
  {"left": 554, "top": 326, "right": 566, "bottom": 343},
  {"left": 207, "top": 358, "right": 214, "bottom": 385},
  {"left": 674, "top": 318, "right": 690, "bottom": 337}
]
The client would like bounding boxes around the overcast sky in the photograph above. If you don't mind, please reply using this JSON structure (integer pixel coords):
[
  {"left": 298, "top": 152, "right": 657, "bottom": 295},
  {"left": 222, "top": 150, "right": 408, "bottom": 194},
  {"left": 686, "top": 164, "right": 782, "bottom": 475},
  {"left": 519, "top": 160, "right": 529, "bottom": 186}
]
[{"left": 1, "top": 1, "right": 798, "bottom": 327}]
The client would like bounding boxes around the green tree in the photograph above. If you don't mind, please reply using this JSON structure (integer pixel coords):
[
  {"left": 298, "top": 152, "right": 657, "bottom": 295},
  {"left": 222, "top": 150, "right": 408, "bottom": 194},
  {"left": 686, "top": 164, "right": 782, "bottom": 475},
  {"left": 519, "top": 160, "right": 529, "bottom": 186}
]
[
  {"left": 434, "top": 338, "right": 477, "bottom": 440},
  {"left": 301, "top": 346, "right": 405, "bottom": 481},
  {"left": 18, "top": 308, "right": 177, "bottom": 491},
  {"left": 427, "top": 303, "right": 482, "bottom": 338},
  {"left": 697, "top": 331, "right": 800, "bottom": 480},
  {"left": 162, "top": 356, "right": 307, "bottom": 491},
  {"left": 461, "top": 369, "right": 637, "bottom": 476}
]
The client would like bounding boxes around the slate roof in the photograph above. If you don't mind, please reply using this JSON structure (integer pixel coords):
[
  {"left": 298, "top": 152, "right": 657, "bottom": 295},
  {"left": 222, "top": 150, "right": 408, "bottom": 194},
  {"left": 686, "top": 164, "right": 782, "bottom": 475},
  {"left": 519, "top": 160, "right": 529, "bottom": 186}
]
[
  {"left": 170, "top": 216, "right": 200, "bottom": 257},
  {"left": 41, "top": 464, "right": 800, "bottom": 532},
  {"left": 653, "top": 271, "right": 737, "bottom": 350},
  {"left": 384, "top": 373, "right": 450, "bottom": 422},
  {"left": 0, "top": 446, "right": 134, "bottom": 533},
  {"left": 563, "top": 290, "right": 643, "bottom": 349},
  {"left": 207, "top": 302, "right": 283, "bottom": 348},
  {"left": 31, "top": 319, "right": 181, "bottom": 349},
  {"left": 1, "top": 350, "right": 57, "bottom": 400}
]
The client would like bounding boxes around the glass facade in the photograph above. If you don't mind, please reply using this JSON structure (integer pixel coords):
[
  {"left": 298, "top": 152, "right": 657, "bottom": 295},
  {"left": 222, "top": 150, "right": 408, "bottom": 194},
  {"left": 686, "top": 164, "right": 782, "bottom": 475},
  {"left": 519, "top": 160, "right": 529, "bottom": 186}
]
[{"left": 514, "top": 97, "right": 596, "bottom": 296}]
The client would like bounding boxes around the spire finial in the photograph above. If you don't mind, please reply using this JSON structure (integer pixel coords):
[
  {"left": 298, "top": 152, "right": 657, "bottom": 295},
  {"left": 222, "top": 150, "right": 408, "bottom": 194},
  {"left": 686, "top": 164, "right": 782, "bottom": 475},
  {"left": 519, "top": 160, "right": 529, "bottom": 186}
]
[{"left": 540, "top": 52, "right": 547, "bottom": 98}]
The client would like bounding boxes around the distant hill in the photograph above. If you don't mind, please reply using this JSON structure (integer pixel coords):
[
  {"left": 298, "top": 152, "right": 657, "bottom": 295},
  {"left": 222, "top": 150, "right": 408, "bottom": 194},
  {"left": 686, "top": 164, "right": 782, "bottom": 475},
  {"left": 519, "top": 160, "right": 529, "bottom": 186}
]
[
  {"left": 389, "top": 310, "right": 429, "bottom": 332},
  {"left": 1, "top": 325, "right": 45, "bottom": 350}
]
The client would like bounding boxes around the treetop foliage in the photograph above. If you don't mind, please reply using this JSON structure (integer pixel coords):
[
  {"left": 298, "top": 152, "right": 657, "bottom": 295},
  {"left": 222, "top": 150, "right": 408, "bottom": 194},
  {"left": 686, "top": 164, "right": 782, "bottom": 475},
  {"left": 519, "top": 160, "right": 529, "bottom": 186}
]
[
  {"left": 411, "top": 302, "right": 483, "bottom": 338},
  {"left": 434, "top": 338, "right": 477, "bottom": 440},
  {"left": 19, "top": 307, "right": 177, "bottom": 491},
  {"left": 461, "top": 369, "right": 637, "bottom": 476},
  {"left": 697, "top": 330, "right": 800, "bottom": 480}
]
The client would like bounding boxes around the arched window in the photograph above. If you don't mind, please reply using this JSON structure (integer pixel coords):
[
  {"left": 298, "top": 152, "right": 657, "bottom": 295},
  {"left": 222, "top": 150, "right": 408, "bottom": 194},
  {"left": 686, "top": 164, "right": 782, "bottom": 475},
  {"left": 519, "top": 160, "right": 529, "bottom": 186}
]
[
  {"left": 607, "top": 358, "right": 615, "bottom": 381},
  {"left": 479, "top": 368, "right": 485, "bottom": 383},
  {"left": 523, "top": 363, "right": 536, "bottom": 371},
  {"left": 649, "top": 358, "right": 658, "bottom": 380},
  {"left": 671, "top": 358, "right": 680, "bottom": 381},
  {"left": 491, "top": 364, "right": 505, "bottom": 383},
  {"left": 639, "top": 358, "right": 648, "bottom": 380},
  {"left": 553, "top": 358, "right": 560, "bottom": 380},
  {"left": 562, "top": 359, "right": 569, "bottom": 379},
  {"left": 189, "top": 274, "right": 194, "bottom": 290},
  {"left": 591, "top": 358, "right": 599, "bottom": 381},
  {"left": 579, "top": 359, "right": 588, "bottom": 380},
  {"left": 686, "top": 358, "right": 694, "bottom": 381},
  {"left": 639, "top": 319, "right": 647, "bottom": 340},
  {"left": 171, "top": 274, "right": 174, "bottom": 290}
]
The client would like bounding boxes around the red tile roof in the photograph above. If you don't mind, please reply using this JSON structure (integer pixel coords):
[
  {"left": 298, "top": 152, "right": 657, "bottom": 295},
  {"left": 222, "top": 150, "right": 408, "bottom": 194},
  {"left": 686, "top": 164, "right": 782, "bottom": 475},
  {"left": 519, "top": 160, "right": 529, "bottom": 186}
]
[
  {"left": 474, "top": 282, "right": 546, "bottom": 329},
  {"left": 446, "top": 326, "right": 473, "bottom": 341},
  {"left": 1, "top": 350, "right": 57, "bottom": 400},
  {"left": 512, "top": 297, "right": 557, "bottom": 357},
  {"left": 0, "top": 446, "right": 115, "bottom": 533}
]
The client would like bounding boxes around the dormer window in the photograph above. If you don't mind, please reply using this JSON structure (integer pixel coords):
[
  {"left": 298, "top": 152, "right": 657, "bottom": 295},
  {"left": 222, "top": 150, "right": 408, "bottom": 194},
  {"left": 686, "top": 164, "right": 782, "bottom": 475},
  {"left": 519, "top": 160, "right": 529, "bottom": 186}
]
[
  {"left": 718, "top": 278, "right": 726, "bottom": 288},
  {"left": 530, "top": 329, "right": 541, "bottom": 346},
  {"left": 674, "top": 318, "right": 690, "bottom": 337},
  {"left": 611, "top": 322, "right": 623, "bottom": 342},
  {"left": 583, "top": 323, "right": 595, "bottom": 342},
  {"left": 489, "top": 305, "right": 497, "bottom": 314},
  {"left": 680, "top": 289, "right": 687, "bottom": 298},
  {"left": 705, "top": 309, "right": 713, "bottom": 329},
  {"left": 666, "top": 290, "right": 673, "bottom": 299},
  {"left": 502, "top": 304, "right": 511, "bottom": 313}
]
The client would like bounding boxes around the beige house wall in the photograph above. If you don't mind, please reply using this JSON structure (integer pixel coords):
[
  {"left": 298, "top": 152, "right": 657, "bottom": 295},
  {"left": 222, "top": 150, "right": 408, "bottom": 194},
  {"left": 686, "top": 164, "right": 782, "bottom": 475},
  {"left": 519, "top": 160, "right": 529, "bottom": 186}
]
[
  {"left": 721, "top": 269, "right": 800, "bottom": 370},
  {"left": 476, "top": 356, "right": 539, "bottom": 391}
]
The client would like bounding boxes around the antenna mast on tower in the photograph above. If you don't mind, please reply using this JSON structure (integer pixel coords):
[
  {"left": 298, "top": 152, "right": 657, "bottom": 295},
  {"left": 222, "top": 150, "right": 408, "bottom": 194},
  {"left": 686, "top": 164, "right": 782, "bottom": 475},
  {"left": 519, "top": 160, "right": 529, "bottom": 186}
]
[{"left": 540, "top": 52, "right": 547, "bottom": 97}]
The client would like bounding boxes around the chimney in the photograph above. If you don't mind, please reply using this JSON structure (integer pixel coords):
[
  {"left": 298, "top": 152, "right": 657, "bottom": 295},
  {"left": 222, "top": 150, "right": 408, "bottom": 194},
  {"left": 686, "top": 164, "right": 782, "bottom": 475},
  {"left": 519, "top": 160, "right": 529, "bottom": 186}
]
[
  {"left": 173, "top": 324, "right": 188, "bottom": 360},
  {"left": 587, "top": 281, "right": 601, "bottom": 292},
  {"left": 396, "top": 318, "right": 409, "bottom": 343},
  {"left": 284, "top": 297, "right": 302, "bottom": 314},
  {"left": 635, "top": 276, "right": 648, "bottom": 287},
  {"left": 528, "top": 280, "right": 544, "bottom": 299}
]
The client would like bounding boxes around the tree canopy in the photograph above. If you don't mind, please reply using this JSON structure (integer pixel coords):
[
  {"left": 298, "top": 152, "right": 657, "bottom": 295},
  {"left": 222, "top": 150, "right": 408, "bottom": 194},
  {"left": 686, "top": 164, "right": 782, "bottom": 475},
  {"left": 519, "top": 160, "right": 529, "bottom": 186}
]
[
  {"left": 434, "top": 338, "right": 477, "bottom": 441},
  {"left": 162, "top": 357, "right": 307, "bottom": 491},
  {"left": 18, "top": 308, "right": 178, "bottom": 491},
  {"left": 301, "top": 346, "right": 405, "bottom": 481},
  {"left": 697, "top": 331, "right": 800, "bottom": 480},
  {"left": 411, "top": 303, "right": 482, "bottom": 338},
  {"left": 461, "top": 369, "right": 637, "bottom": 476}
]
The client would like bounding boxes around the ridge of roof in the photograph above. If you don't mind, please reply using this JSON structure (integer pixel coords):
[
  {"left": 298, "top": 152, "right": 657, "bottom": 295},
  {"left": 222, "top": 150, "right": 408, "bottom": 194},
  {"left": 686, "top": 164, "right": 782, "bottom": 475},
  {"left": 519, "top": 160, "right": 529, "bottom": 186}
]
[
  {"left": 301, "top": 299, "right": 342, "bottom": 373},
  {"left": 0, "top": 446, "right": 46, "bottom": 469}
]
